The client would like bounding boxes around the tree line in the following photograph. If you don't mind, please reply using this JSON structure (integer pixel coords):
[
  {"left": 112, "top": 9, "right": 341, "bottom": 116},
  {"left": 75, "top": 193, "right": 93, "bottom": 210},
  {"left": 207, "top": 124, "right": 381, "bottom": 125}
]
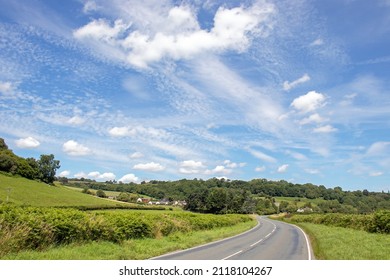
[
  {"left": 0, "top": 138, "right": 60, "bottom": 184},
  {"left": 64, "top": 177, "right": 390, "bottom": 214}
]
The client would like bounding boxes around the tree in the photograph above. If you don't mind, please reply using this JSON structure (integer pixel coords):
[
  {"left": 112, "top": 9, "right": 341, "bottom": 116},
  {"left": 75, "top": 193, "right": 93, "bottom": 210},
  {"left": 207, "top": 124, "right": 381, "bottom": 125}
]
[
  {"left": 38, "top": 154, "right": 60, "bottom": 184},
  {"left": 96, "top": 190, "right": 107, "bottom": 198}
]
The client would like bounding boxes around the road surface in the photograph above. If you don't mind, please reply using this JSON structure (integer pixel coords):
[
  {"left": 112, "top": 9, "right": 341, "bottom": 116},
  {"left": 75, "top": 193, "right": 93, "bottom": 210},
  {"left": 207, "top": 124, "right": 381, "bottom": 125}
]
[{"left": 151, "top": 216, "right": 312, "bottom": 260}]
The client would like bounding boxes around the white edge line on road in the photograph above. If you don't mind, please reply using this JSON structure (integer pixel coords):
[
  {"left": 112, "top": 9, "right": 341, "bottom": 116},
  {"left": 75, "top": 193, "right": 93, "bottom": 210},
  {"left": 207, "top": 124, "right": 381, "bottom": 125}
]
[{"left": 291, "top": 224, "right": 312, "bottom": 260}]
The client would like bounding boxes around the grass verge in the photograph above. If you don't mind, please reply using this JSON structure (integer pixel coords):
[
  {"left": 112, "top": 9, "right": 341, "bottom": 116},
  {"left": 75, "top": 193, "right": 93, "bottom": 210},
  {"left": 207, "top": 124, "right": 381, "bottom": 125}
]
[
  {"left": 295, "top": 223, "right": 390, "bottom": 260},
  {"left": 2, "top": 218, "right": 257, "bottom": 260}
]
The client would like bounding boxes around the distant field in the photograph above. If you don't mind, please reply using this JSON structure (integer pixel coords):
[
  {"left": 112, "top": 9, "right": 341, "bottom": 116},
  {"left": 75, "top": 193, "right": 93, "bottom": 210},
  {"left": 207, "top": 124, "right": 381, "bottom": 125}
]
[
  {"left": 274, "top": 196, "right": 326, "bottom": 207},
  {"left": 63, "top": 185, "right": 123, "bottom": 198},
  {"left": 0, "top": 173, "right": 126, "bottom": 207}
]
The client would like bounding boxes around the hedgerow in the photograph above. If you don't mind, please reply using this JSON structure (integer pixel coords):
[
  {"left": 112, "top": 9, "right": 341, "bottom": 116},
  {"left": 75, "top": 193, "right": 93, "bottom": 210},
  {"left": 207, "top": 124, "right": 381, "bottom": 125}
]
[
  {"left": 278, "top": 210, "right": 390, "bottom": 234},
  {"left": 0, "top": 205, "right": 252, "bottom": 257}
]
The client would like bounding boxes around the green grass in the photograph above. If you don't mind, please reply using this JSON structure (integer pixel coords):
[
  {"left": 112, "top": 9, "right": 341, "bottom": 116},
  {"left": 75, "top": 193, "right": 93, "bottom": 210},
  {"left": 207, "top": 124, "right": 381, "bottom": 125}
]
[
  {"left": 274, "top": 196, "right": 326, "bottom": 207},
  {"left": 0, "top": 173, "right": 126, "bottom": 207},
  {"left": 296, "top": 223, "right": 390, "bottom": 260},
  {"left": 2, "top": 217, "right": 257, "bottom": 260}
]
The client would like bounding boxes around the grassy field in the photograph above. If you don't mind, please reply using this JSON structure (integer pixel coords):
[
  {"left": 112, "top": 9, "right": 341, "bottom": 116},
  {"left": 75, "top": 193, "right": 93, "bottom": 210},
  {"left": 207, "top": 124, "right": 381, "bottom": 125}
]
[
  {"left": 0, "top": 173, "right": 129, "bottom": 207},
  {"left": 297, "top": 223, "right": 390, "bottom": 260},
  {"left": 274, "top": 196, "right": 326, "bottom": 207}
]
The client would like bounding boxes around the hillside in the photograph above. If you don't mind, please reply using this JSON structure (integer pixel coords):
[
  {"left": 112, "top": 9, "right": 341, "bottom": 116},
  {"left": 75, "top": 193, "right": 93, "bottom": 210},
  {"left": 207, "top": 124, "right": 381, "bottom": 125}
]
[{"left": 0, "top": 172, "right": 124, "bottom": 207}]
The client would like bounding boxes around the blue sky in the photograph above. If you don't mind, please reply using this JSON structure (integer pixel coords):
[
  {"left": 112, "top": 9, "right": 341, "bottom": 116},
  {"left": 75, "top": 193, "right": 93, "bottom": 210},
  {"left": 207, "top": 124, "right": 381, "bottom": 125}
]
[{"left": 0, "top": 0, "right": 389, "bottom": 191}]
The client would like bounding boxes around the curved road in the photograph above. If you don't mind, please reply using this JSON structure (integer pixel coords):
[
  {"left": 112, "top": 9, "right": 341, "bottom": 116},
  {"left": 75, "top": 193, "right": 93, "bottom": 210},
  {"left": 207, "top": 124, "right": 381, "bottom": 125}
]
[{"left": 151, "top": 216, "right": 312, "bottom": 260}]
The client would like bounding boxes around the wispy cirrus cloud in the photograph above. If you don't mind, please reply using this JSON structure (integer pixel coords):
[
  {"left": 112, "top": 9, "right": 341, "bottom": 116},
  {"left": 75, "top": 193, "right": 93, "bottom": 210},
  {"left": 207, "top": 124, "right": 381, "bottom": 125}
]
[{"left": 283, "top": 73, "right": 310, "bottom": 91}]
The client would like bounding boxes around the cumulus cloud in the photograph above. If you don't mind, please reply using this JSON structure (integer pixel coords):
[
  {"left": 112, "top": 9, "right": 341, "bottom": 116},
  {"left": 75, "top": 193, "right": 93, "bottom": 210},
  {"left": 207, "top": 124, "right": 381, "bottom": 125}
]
[
  {"left": 73, "top": 2, "right": 275, "bottom": 68},
  {"left": 291, "top": 91, "right": 326, "bottom": 113},
  {"left": 133, "top": 162, "right": 165, "bottom": 172},
  {"left": 283, "top": 73, "right": 310, "bottom": 91},
  {"left": 313, "top": 125, "right": 337, "bottom": 133},
  {"left": 205, "top": 165, "right": 232, "bottom": 175},
  {"left": 179, "top": 160, "right": 206, "bottom": 174},
  {"left": 277, "top": 164, "right": 289, "bottom": 173},
  {"left": 88, "top": 171, "right": 116, "bottom": 181},
  {"left": 118, "top": 173, "right": 139, "bottom": 183},
  {"left": 223, "top": 160, "right": 246, "bottom": 168},
  {"left": 63, "top": 140, "right": 92, "bottom": 156},
  {"left": 15, "top": 136, "right": 40, "bottom": 148}
]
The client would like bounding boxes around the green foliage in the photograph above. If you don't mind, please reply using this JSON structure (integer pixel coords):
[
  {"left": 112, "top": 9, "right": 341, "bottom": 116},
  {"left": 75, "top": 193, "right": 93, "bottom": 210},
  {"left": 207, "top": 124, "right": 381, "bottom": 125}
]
[
  {"left": 38, "top": 154, "right": 60, "bottom": 184},
  {"left": 278, "top": 211, "right": 390, "bottom": 234},
  {"left": 0, "top": 139, "right": 60, "bottom": 184},
  {"left": 64, "top": 176, "right": 390, "bottom": 215},
  {"left": 96, "top": 190, "right": 107, "bottom": 198},
  {"left": 0, "top": 205, "right": 252, "bottom": 257}
]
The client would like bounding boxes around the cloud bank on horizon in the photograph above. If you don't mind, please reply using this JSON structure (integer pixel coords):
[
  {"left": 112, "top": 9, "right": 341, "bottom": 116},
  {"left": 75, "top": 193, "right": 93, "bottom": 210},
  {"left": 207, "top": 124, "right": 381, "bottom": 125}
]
[{"left": 0, "top": 0, "right": 389, "bottom": 191}]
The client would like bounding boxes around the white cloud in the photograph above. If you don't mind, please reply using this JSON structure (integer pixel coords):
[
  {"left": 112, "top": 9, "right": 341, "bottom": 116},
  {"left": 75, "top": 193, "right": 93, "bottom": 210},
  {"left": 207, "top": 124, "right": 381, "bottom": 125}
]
[
  {"left": 129, "top": 152, "right": 144, "bottom": 159},
  {"left": 118, "top": 173, "right": 139, "bottom": 183},
  {"left": 133, "top": 162, "right": 165, "bottom": 172},
  {"left": 223, "top": 160, "right": 246, "bottom": 168},
  {"left": 299, "top": 113, "right": 327, "bottom": 125},
  {"left": 67, "top": 116, "right": 85, "bottom": 125},
  {"left": 248, "top": 149, "right": 277, "bottom": 163},
  {"left": 0, "top": 81, "right": 14, "bottom": 95},
  {"left": 366, "top": 141, "right": 390, "bottom": 156},
  {"left": 369, "top": 171, "right": 383, "bottom": 177},
  {"left": 74, "top": 172, "right": 88, "bottom": 179},
  {"left": 83, "top": 0, "right": 99, "bottom": 13},
  {"left": 15, "top": 136, "right": 40, "bottom": 148},
  {"left": 88, "top": 171, "right": 116, "bottom": 181},
  {"left": 63, "top": 140, "right": 92, "bottom": 156},
  {"left": 108, "top": 126, "right": 134, "bottom": 137},
  {"left": 206, "top": 165, "right": 232, "bottom": 175},
  {"left": 179, "top": 160, "right": 206, "bottom": 174},
  {"left": 59, "top": 170, "right": 70, "bottom": 177},
  {"left": 313, "top": 125, "right": 337, "bottom": 133},
  {"left": 291, "top": 91, "right": 326, "bottom": 113},
  {"left": 73, "top": 18, "right": 128, "bottom": 42},
  {"left": 108, "top": 126, "right": 168, "bottom": 138},
  {"left": 277, "top": 164, "right": 289, "bottom": 173},
  {"left": 283, "top": 73, "right": 310, "bottom": 91},
  {"left": 310, "top": 38, "right": 324, "bottom": 46},
  {"left": 73, "top": 2, "right": 275, "bottom": 68},
  {"left": 286, "top": 150, "right": 307, "bottom": 161},
  {"left": 305, "top": 169, "right": 319, "bottom": 174},
  {"left": 255, "top": 166, "right": 266, "bottom": 172}
]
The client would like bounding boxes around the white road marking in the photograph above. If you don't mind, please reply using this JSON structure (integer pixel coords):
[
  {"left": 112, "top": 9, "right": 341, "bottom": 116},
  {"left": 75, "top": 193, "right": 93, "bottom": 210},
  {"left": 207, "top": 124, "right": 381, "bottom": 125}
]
[
  {"left": 222, "top": 250, "right": 243, "bottom": 260},
  {"left": 291, "top": 224, "right": 312, "bottom": 260}
]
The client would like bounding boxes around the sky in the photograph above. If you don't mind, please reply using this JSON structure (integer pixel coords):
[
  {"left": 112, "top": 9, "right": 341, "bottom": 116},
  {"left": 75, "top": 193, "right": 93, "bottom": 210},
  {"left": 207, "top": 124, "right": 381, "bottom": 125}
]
[{"left": 0, "top": 0, "right": 389, "bottom": 191}]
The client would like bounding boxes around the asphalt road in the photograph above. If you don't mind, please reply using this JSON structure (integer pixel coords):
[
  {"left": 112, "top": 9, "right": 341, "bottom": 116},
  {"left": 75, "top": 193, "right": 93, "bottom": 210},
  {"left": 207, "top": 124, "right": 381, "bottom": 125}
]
[{"left": 151, "top": 216, "right": 312, "bottom": 260}]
